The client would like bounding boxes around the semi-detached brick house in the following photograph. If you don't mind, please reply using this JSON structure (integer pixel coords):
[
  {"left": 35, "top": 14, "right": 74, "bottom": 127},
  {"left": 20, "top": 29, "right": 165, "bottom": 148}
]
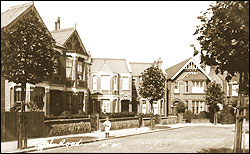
[
  {"left": 50, "top": 19, "right": 92, "bottom": 115},
  {"left": 1, "top": 2, "right": 92, "bottom": 117},
  {"left": 165, "top": 57, "right": 213, "bottom": 115},
  {"left": 89, "top": 58, "right": 132, "bottom": 114},
  {"left": 1, "top": 2, "right": 67, "bottom": 116},
  {"left": 129, "top": 58, "right": 167, "bottom": 116}
]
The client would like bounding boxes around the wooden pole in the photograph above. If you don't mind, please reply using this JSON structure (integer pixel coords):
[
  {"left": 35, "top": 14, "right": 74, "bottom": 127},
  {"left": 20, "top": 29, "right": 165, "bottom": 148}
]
[
  {"left": 233, "top": 72, "right": 243, "bottom": 153},
  {"left": 242, "top": 96, "right": 246, "bottom": 153}
]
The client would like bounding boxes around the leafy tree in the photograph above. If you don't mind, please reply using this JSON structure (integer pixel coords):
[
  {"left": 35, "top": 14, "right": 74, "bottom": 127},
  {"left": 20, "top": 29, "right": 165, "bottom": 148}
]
[
  {"left": 194, "top": 1, "right": 249, "bottom": 95},
  {"left": 139, "top": 64, "right": 165, "bottom": 129},
  {"left": 205, "top": 82, "right": 225, "bottom": 125},
  {"left": 1, "top": 10, "right": 57, "bottom": 111},
  {"left": 193, "top": 1, "right": 249, "bottom": 152}
]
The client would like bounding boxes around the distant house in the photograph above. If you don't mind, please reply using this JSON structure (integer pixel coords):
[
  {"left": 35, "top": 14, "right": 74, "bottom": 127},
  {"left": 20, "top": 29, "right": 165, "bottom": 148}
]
[
  {"left": 1, "top": 2, "right": 67, "bottom": 116},
  {"left": 129, "top": 58, "right": 166, "bottom": 115},
  {"left": 89, "top": 58, "right": 132, "bottom": 114},
  {"left": 50, "top": 18, "right": 92, "bottom": 115},
  {"left": 165, "top": 57, "right": 212, "bottom": 115}
]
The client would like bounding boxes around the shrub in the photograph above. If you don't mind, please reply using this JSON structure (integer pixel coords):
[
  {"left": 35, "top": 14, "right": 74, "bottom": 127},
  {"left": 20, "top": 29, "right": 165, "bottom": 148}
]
[
  {"left": 183, "top": 110, "right": 193, "bottom": 123},
  {"left": 100, "top": 112, "right": 137, "bottom": 119},
  {"left": 220, "top": 105, "right": 236, "bottom": 124},
  {"left": 176, "top": 102, "right": 187, "bottom": 113}
]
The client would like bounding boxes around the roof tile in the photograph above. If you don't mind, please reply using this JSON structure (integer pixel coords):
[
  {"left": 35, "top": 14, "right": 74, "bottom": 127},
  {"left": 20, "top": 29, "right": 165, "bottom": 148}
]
[{"left": 129, "top": 62, "right": 153, "bottom": 76}]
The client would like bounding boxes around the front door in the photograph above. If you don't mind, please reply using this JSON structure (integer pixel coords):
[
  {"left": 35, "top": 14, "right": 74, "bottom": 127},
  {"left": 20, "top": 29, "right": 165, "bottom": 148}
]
[{"left": 121, "top": 100, "right": 130, "bottom": 112}]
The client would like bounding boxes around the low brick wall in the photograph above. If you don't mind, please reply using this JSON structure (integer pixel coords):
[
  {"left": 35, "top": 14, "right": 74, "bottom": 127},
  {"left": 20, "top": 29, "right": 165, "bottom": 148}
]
[
  {"left": 99, "top": 117, "right": 139, "bottom": 131},
  {"left": 44, "top": 118, "right": 91, "bottom": 137},
  {"left": 191, "top": 118, "right": 210, "bottom": 123}
]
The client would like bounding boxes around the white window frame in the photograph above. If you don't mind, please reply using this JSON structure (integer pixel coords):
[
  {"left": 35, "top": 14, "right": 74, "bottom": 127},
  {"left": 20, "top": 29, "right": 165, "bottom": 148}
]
[
  {"left": 122, "top": 77, "right": 129, "bottom": 90},
  {"left": 66, "top": 59, "right": 73, "bottom": 78},
  {"left": 192, "top": 81, "right": 204, "bottom": 93},
  {"left": 93, "top": 75, "right": 97, "bottom": 90},
  {"left": 113, "top": 75, "right": 118, "bottom": 90},
  {"left": 102, "top": 100, "right": 110, "bottom": 113},
  {"left": 77, "top": 61, "right": 83, "bottom": 80},
  {"left": 101, "top": 75, "right": 110, "bottom": 90},
  {"left": 185, "top": 81, "right": 189, "bottom": 93},
  {"left": 174, "top": 81, "right": 179, "bottom": 93}
]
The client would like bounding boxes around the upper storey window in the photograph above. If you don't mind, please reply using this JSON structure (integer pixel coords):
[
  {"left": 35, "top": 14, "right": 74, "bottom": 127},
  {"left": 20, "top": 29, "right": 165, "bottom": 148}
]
[
  {"left": 174, "top": 81, "right": 179, "bottom": 93},
  {"left": 66, "top": 59, "right": 73, "bottom": 79},
  {"left": 192, "top": 81, "right": 204, "bottom": 93},
  {"left": 101, "top": 75, "right": 110, "bottom": 90},
  {"left": 122, "top": 77, "right": 129, "bottom": 90}
]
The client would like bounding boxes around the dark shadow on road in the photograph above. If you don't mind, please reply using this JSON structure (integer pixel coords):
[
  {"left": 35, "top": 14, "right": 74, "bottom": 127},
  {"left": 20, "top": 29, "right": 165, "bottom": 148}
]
[
  {"left": 154, "top": 125, "right": 171, "bottom": 129},
  {"left": 197, "top": 147, "right": 249, "bottom": 153}
]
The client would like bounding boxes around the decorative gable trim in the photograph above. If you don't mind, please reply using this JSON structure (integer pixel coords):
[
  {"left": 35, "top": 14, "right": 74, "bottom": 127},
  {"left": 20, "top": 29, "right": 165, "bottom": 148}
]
[
  {"left": 64, "top": 30, "right": 89, "bottom": 57},
  {"left": 171, "top": 57, "right": 212, "bottom": 81}
]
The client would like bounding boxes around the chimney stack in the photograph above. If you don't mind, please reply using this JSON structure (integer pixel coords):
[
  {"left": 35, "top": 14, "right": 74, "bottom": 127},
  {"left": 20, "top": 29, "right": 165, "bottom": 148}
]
[
  {"left": 55, "top": 22, "right": 57, "bottom": 30},
  {"left": 57, "top": 17, "right": 60, "bottom": 30}
]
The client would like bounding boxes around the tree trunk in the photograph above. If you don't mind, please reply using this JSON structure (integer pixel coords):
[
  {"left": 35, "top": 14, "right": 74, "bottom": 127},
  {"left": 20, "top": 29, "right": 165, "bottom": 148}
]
[
  {"left": 18, "top": 82, "right": 27, "bottom": 149},
  {"left": 233, "top": 72, "right": 243, "bottom": 153},
  {"left": 214, "top": 108, "right": 217, "bottom": 125},
  {"left": 150, "top": 101, "right": 154, "bottom": 130}
]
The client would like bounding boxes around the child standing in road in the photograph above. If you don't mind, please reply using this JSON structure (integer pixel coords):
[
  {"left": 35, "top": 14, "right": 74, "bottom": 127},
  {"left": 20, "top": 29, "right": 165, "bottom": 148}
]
[{"left": 103, "top": 116, "right": 111, "bottom": 138}]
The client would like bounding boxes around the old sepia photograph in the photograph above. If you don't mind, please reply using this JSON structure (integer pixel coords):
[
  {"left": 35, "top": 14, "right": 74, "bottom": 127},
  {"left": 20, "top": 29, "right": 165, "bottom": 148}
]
[{"left": 1, "top": 1, "right": 249, "bottom": 153}]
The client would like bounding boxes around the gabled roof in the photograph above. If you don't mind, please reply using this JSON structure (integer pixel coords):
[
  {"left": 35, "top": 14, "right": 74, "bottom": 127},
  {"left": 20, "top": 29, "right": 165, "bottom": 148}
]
[
  {"left": 1, "top": 2, "right": 52, "bottom": 38},
  {"left": 1, "top": 2, "right": 32, "bottom": 29},
  {"left": 51, "top": 27, "right": 89, "bottom": 56},
  {"left": 51, "top": 27, "right": 75, "bottom": 46},
  {"left": 165, "top": 57, "right": 191, "bottom": 80},
  {"left": 129, "top": 62, "right": 153, "bottom": 76},
  {"left": 91, "top": 58, "right": 130, "bottom": 74},
  {"left": 98, "top": 62, "right": 112, "bottom": 72},
  {"left": 165, "top": 57, "right": 212, "bottom": 81}
]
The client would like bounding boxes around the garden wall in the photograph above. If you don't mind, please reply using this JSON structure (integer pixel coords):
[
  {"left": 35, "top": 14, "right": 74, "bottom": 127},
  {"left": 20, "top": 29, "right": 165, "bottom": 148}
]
[
  {"left": 160, "top": 116, "right": 177, "bottom": 125},
  {"left": 99, "top": 117, "right": 139, "bottom": 131},
  {"left": 191, "top": 118, "right": 210, "bottom": 123}
]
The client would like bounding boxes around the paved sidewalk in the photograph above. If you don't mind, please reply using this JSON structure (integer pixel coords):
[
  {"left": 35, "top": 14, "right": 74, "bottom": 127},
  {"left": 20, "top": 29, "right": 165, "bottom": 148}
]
[
  {"left": 1, "top": 123, "right": 247, "bottom": 153},
  {"left": 1, "top": 125, "right": 169, "bottom": 153}
]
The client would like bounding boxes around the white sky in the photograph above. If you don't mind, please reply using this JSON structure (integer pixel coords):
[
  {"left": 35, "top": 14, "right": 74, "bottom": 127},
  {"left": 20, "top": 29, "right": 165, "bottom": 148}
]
[{"left": 1, "top": 1, "right": 215, "bottom": 70}]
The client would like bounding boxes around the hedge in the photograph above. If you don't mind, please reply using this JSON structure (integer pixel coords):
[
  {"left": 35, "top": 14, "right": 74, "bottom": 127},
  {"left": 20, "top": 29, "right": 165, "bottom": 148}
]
[{"left": 46, "top": 121, "right": 91, "bottom": 137}]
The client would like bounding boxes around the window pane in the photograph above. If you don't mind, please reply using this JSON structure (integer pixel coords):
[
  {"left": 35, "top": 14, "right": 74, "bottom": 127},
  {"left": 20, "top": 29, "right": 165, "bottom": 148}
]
[
  {"left": 122, "top": 77, "right": 129, "bottom": 90},
  {"left": 101, "top": 76, "right": 110, "bottom": 90},
  {"left": 66, "top": 59, "right": 72, "bottom": 67},
  {"left": 93, "top": 76, "right": 97, "bottom": 90},
  {"left": 66, "top": 68, "right": 72, "bottom": 78},
  {"left": 77, "top": 62, "right": 82, "bottom": 72},
  {"left": 200, "top": 81, "right": 203, "bottom": 87}
]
